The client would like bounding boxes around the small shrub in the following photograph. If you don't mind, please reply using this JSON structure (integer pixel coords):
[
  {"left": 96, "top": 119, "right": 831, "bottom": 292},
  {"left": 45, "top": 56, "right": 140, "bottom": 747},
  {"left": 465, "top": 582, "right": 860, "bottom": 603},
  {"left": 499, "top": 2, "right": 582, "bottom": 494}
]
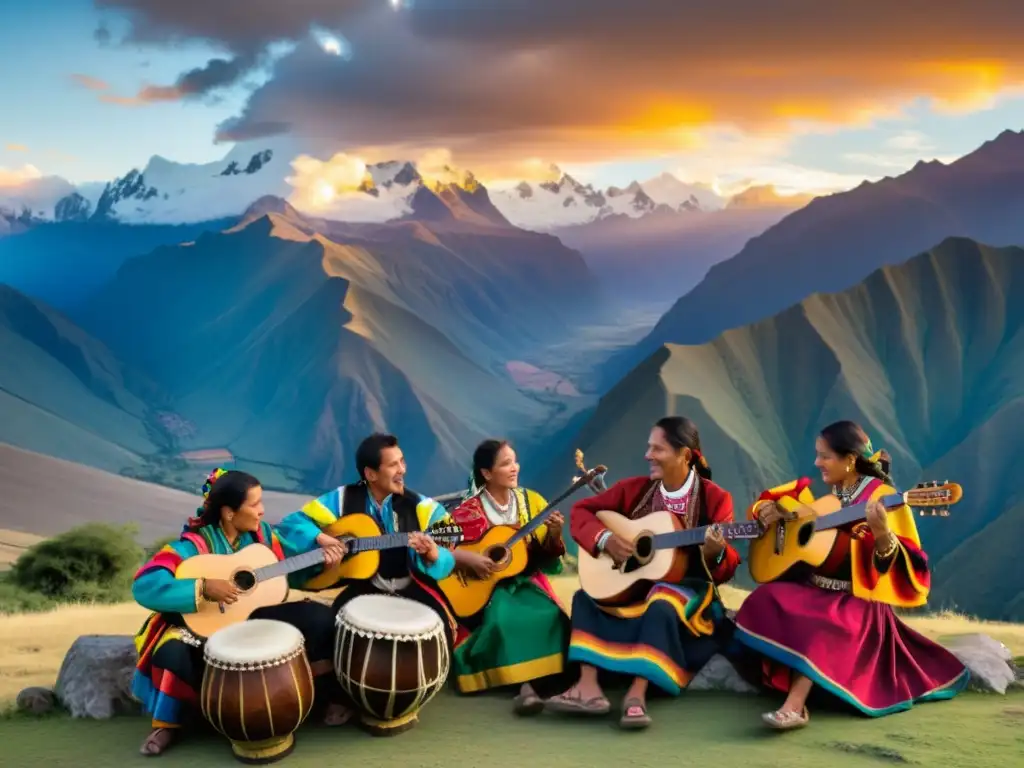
[
  {"left": 9, "top": 522, "right": 142, "bottom": 604},
  {"left": 0, "top": 573, "right": 58, "bottom": 614}
]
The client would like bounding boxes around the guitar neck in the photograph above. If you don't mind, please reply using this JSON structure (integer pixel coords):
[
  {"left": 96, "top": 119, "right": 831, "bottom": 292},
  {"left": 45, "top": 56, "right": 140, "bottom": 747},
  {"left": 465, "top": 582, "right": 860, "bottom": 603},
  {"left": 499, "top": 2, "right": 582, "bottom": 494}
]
[
  {"left": 505, "top": 485, "right": 580, "bottom": 548},
  {"left": 252, "top": 532, "right": 412, "bottom": 582},
  {"left": 811, "top": 492, "right": 906, "bottom": 532},
  {"left": 653, "top": 520, "right": 764, "bottom": 550}
]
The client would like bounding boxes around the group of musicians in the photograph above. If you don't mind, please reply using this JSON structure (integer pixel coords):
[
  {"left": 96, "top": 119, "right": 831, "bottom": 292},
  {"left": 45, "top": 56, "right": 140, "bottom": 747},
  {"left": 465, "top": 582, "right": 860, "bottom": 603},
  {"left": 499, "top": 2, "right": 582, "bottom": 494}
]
[{"left": 130, "top": 417, "right": 970, "bottom": 756}]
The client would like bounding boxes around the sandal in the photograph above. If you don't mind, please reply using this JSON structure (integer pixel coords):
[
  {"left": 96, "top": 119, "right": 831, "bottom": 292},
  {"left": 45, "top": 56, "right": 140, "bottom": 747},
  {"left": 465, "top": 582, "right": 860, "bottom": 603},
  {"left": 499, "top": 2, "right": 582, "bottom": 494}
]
[
  {"left": 544, "top": 690, "right": 611, "bottom": 715},
  {"left": 140, "top": 727, "right": 178, "bottom": 756},
  {"left": 620, "top": 697, "right": 652, "bottom": 730},
  {"left": 762, "top": 707, "right": 810, "bottom": 730}
]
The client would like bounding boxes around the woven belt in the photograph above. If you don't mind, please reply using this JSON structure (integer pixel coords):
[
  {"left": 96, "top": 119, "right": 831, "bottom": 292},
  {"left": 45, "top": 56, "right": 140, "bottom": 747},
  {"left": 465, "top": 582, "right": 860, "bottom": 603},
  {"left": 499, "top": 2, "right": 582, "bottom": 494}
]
[{"left": 809, "top": 574, "right": 852, "bottom": 592}]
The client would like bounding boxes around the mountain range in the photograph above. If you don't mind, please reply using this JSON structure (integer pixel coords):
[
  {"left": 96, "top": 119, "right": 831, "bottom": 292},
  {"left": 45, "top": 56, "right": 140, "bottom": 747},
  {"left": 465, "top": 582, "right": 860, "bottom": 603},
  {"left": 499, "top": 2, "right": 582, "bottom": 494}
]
[
  {"left": 601, "top": 128, "right": 1024, "bottom": 387},
  {"left": 0, "top": 186, "right": 603, "bottom": 494},
  {"left": 562, "top": 236, "right": 1024, "bottom": 621}
]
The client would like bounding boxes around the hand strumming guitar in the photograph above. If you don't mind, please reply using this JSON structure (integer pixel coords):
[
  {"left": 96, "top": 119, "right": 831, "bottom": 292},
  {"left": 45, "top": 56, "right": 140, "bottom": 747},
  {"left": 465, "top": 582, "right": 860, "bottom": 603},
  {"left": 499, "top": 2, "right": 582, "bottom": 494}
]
[
  {"left": 601, "top": 533, "right": 635, "bottom": 565},
  {"left": 455, "top": 549, "right": 498, "bottom": 579},
  {"left": 408, "top": 531, "right": 440, "bottom": 563},
  {"left": 315, "top": 532, "right": 348, "bottom": 567},
  {"left": 203, "top": 578, "right": 239, "bottom": 605}
]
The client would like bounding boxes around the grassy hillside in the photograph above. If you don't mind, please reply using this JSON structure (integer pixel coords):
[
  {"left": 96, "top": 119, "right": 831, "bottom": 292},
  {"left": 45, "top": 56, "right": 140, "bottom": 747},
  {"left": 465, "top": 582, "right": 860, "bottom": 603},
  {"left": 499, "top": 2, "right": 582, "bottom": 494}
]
[{"left": 567, "top": 238, "right": 1024, "bottom": 619}]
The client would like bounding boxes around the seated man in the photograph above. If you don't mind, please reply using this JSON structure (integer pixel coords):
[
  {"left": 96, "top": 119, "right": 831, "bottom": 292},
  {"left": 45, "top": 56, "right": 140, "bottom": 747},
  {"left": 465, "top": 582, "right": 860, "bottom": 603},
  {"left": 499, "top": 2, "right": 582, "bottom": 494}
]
[
  {"left": 275, "top": 432, "right": 461, "bottom": 720},
  {"left": 545, "top": 416, "right": 740, "bottom": 729}
]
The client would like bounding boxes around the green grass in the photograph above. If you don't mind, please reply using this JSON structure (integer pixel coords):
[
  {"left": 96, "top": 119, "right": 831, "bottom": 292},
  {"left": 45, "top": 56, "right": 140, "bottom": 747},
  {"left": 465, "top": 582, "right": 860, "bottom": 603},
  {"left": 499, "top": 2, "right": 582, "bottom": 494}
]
[{"left": 5, "top": 689, "right": 1024, "bottom": 767}]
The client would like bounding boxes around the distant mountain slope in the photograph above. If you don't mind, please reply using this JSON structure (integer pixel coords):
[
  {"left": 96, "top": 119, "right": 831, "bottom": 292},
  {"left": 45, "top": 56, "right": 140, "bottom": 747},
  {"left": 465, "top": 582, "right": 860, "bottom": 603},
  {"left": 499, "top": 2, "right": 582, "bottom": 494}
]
[
  {"left": 603, "top": 129, "right": 1024, "bottom": 386},
  {"left": 0, "top": 285, "right": 167, "bottom": 472},
  {"left": 0, "top": 219, "right": 236, "bottom": 311},
  {"left": 553, "top": 203, "right": 804, "bottom": 303},
  {"left": 69, "top": 212, "right": 586, "bottom": 491},
  {"left": 566, "top": 237, "right": 1024, "bottom": 620},
  {"left": 0, "top": 444, "right": 309, "bottom": 544}
]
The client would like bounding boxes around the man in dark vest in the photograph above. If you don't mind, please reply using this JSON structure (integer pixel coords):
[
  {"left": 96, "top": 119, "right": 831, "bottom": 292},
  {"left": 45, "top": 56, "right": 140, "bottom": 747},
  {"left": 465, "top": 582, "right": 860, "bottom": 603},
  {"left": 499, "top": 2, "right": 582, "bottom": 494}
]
[{"left": 274, "top": 432, "right": 462, "bottom": 724}]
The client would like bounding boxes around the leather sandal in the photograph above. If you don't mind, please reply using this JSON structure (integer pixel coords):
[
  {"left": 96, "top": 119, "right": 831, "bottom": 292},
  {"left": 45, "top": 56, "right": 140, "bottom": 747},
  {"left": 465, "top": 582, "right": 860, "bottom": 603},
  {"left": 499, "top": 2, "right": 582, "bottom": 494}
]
[
  {"left": 620, "top": 697, "right": 652, "bottom": 729},
  {"left": 544, "top": 690, "right": 611, "bottom": 715},
  {"left": 762, "top": 707, "right": 810, "bottom": 730}
]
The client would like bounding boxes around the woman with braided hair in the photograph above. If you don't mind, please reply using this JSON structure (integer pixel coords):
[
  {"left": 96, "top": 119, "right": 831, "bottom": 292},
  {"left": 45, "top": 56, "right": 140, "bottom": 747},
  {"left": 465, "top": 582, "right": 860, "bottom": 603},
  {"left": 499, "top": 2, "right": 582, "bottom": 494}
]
[
  {"left": 734, "top": 420, "right": 969, "bottom": 730},
  {"left": 131, "top": 469, "right": 349, "bottom": 757},
  {"left": 447, "top": 439, "right": 572, "bottom": 714}
]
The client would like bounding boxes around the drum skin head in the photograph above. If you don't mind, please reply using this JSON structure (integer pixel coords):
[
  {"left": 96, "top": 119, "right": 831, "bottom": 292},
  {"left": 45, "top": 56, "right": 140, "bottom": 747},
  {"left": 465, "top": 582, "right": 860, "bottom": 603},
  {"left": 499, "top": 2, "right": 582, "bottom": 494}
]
[
  {"left": 338, "top": 594, "right": 443, "bottom": 635},
  {"left": 205, "top": 619, "right": 303, "bottom": 665}
]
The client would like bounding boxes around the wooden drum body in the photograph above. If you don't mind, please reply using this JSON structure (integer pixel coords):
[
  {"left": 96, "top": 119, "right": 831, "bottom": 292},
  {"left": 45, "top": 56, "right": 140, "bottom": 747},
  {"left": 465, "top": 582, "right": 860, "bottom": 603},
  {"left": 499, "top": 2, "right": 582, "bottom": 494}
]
[
  {"left": 334, "top": 594, "right": 449, "bottom": 736},
  {"left": 201, "top": 619, "right": 314, "bottom": 764}
]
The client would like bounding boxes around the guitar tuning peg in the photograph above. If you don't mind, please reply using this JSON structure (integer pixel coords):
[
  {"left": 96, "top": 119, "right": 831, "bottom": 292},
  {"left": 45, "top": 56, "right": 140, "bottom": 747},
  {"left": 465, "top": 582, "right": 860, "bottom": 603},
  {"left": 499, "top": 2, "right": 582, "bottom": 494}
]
[
  {"left": 915, "top": 482, "right": 923, "bottom": 489},
  {"left": 943, "top": 479, "right": 948, "bottom": 485},
  {"left": 931, "top": 480, "right": 939, "bottom": 487}
]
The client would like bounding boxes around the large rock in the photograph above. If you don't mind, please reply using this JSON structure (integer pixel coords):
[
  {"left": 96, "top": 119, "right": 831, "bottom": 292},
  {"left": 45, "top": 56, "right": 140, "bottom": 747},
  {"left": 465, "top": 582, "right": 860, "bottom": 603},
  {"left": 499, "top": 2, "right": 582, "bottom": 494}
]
[
  {"left": 689, "top": 654, "right": 758, "bottom": 694},
  {"left": 944, "top": 633, "right": 1021, "bottom": 694},
  {"left": 53, "top": 634, "right": 140, "bottom": 718}
]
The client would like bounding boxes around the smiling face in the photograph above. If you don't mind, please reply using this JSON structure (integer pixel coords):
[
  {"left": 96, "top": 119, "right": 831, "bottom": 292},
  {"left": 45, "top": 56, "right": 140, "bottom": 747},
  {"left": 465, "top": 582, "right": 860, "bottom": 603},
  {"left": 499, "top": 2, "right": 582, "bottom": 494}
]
[
  {"left": 482, "top": 444, "right": 519, "bottom": 491},
  {"left": 367, "top": 445, "right": 406, "bottom": 497},
  {"left": 814, "top": 436, "right": 855, "bottom": 486},
  {"left": 224, "top": 485, "right": 265, "bottom": 533},
  {"left": 643, "top": 427, "right": 690, "bottom": 485}
]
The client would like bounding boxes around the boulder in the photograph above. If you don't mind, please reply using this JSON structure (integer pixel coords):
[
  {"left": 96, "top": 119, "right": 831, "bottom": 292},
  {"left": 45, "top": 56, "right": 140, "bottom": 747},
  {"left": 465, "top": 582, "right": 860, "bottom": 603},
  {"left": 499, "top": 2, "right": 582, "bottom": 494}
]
[
  {"left": 53, "top": 634, "right": 140, "bottom": 718},
  {"left": 15, "top": 686, "right": 56, "bottom": 715},
  {"left": 689, "top": 653, "right": 758, "bottom": 694},
  {"left": 943, "top": 633, "right": 1021, "bottom": 694}
]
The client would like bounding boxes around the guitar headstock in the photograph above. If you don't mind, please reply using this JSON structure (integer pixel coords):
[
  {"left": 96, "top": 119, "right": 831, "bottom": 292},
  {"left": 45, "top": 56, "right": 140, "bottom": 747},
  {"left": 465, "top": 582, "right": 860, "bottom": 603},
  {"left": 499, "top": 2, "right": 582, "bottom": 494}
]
[
  {"left": 574, "top": 449, "right": 608, "bottom": 494},
  {"left": 906, "top": 480, "right": 962, "bottom": 517},
  {"left": 428, "top": 523, "right": 465, "bottom": 546}
]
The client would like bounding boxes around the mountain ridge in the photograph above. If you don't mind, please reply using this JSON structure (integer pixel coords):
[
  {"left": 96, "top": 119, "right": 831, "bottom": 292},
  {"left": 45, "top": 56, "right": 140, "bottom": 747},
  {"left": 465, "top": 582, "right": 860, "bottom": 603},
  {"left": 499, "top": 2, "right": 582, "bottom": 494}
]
[{"left": 600, "top": 128, "right": 1024, "bottom": 386}]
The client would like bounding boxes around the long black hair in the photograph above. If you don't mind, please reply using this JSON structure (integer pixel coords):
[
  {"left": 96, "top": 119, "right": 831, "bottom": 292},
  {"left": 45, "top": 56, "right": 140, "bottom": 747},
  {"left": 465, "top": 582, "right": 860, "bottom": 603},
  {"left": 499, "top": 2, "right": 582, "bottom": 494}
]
[
  {"left": 471, "top": 439, "right": 511, "bottom": 491},
  {"left": 654, "top": 416, "right": 712, "bottom": 481},
  {"left": 187, "top": 470, "right": 261, "bottom": 531},
  {"left": 819, "top": 420, "right": 893, "bottom": 485}
]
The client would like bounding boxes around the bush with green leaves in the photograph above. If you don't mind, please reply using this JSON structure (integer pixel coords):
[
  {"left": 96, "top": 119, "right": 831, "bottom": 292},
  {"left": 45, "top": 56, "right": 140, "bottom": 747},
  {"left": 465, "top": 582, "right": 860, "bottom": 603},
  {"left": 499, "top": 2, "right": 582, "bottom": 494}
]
[{"left": 8, "top": 522, "right": 143, "bottom": 605}]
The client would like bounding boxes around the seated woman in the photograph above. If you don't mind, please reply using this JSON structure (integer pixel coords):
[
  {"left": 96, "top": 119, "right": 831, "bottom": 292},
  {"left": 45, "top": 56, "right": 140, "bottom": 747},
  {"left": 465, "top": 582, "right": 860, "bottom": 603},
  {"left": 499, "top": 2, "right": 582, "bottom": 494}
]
[
  {"left": 733, "top": 421, "right": 969, "bottom": 730},
  {"left": 546, "top": 416, "right": 741, "bottom": 729},
  {"left": 448, "top": 440, "right": 571, "bottom": 714},
  {"left": 131, "top": 469, "right": 348, "bottom": 757}
]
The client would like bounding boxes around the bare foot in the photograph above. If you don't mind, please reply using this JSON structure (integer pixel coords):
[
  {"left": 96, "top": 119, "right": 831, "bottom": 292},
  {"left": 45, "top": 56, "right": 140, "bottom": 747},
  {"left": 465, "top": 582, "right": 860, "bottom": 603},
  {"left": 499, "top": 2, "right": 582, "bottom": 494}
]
[
  {"left": 323, "top": 702, "right": 354, "bottom": 727},
  {"left": 140, "top": 727, "right": 178, "bottom": 756}
]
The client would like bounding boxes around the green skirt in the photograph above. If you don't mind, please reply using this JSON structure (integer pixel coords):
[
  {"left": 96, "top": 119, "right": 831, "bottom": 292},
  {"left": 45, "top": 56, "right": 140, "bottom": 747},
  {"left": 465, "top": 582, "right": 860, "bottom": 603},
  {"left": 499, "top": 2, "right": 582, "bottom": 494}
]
[{"left": 453, "top": 572, "right": 570, "bottom": 693}]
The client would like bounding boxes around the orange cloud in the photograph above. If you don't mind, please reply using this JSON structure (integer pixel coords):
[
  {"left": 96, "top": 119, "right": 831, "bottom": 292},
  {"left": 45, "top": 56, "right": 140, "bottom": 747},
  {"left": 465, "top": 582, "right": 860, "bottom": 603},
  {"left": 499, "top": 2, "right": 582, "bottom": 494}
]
[
  {"left": 69, "top": 73, "right": 110, "bottom": 91},
  {"left": 5, "top": 144, "right": 28, "bottom": 152},
  {"left": 97, "top": 2, "right": 1024, "bottom": 171}
]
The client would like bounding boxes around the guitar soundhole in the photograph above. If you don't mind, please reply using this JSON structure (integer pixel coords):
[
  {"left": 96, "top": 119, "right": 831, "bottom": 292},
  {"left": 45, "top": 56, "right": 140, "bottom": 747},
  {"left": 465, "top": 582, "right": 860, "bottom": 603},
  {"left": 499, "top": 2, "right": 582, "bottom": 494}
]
[
  {"left": 485, "top": 545, "right": 509, "bottom": 566},
  {"left": 633, "top": 533, "right": 654, "bottom": 565},
  {"left": 796, "top": 522, "right": 814, "bottom": 548},
  {"left": 232, "top": 569, "right": 256, "bottom": 591}
]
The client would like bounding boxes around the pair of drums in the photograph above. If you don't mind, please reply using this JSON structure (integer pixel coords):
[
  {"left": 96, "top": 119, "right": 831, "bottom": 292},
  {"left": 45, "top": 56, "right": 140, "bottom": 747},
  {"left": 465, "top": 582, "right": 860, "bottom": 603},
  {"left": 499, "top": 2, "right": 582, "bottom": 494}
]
[{"left": 199, "top": 595, "right": 449, "bottom": 764}]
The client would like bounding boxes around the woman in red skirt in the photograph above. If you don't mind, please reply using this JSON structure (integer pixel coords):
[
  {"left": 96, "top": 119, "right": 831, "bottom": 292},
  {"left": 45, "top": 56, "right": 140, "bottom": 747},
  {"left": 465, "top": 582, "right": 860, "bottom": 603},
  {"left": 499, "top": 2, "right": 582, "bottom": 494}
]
[{"left": 733, "top": 420, "right": 968, "bottom": 730}]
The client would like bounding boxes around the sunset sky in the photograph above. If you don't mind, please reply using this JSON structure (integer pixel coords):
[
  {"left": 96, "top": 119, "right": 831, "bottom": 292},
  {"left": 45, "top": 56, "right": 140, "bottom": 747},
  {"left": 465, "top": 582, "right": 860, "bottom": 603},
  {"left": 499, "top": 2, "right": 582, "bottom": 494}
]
[{"left": 2, "top": 1, "right": 1023, "bottom": 196}]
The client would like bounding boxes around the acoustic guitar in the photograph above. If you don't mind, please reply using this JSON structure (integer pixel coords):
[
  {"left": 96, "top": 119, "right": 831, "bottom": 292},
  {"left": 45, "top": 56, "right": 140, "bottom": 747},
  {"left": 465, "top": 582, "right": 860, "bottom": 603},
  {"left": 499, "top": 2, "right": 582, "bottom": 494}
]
[
  {"left": 747, "top": 480, "right": 961, "bottom": 584},
  {"left": 437, "top": 464, "right": 607, "bottom": 617},
  {"left": 175, "top": 514, "right": 463, "bottom": 637},
  {"left": 576, "top": 511, "right": 763, "bottom": 603}
]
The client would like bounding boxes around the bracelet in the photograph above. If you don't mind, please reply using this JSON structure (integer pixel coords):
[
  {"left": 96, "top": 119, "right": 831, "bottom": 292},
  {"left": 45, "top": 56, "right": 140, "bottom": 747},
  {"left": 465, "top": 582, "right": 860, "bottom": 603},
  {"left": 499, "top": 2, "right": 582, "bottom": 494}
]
[{"left": 874, "top": 532, "right": 899, "bottom": 560}]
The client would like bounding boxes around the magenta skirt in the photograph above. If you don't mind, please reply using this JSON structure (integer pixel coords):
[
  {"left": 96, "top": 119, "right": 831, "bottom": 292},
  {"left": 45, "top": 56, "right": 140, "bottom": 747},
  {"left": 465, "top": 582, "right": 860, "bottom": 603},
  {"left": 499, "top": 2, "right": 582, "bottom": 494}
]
[{"left": 733, "top": 582, "right": 969, "bottom": 716}]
